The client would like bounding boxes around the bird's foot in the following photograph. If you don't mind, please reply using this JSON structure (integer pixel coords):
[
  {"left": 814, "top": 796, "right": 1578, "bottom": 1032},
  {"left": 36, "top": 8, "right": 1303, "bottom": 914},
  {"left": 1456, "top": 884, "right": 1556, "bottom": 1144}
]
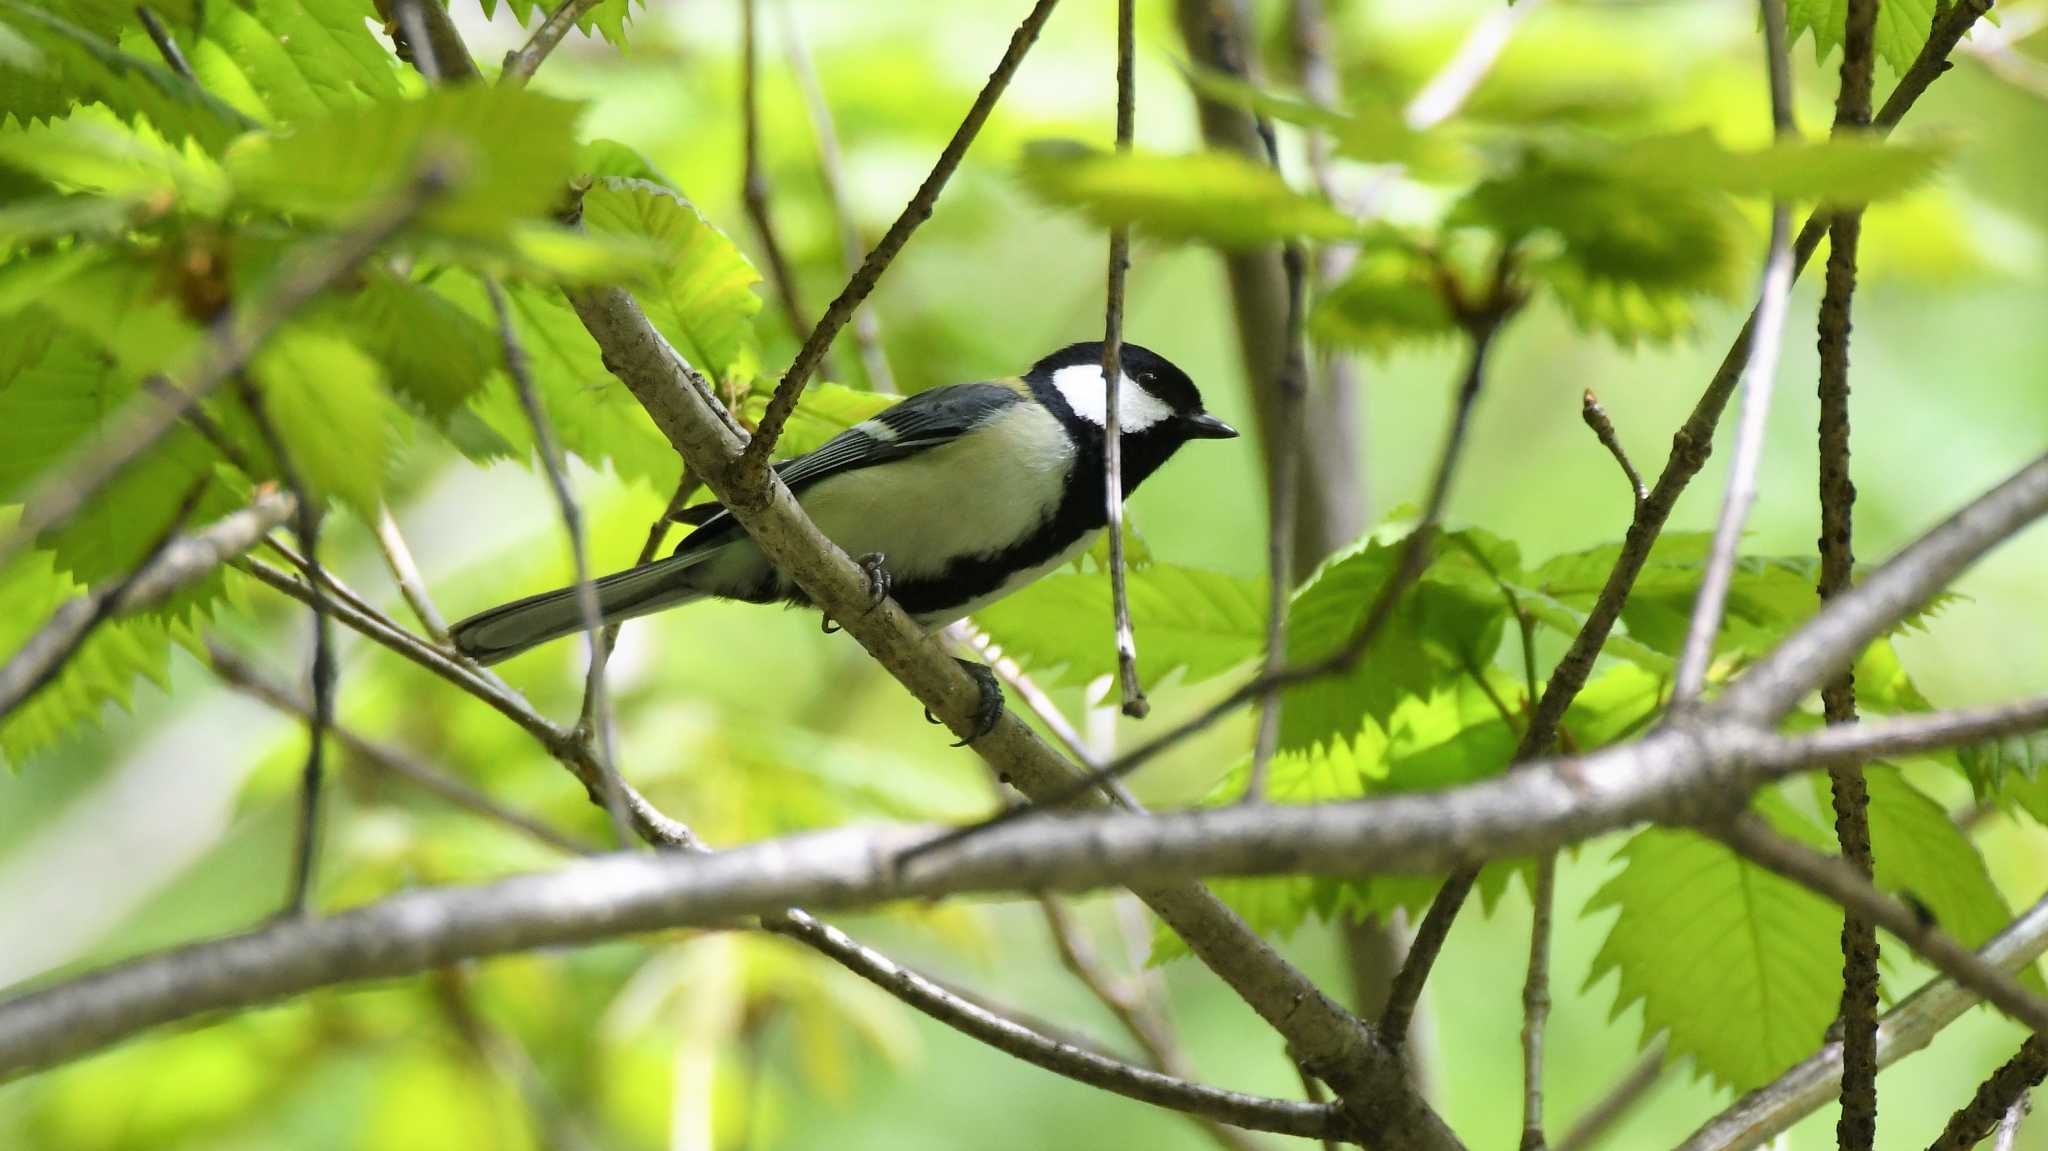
[{"left": 856, "top": 552, "right": 891, "bottom": 613}]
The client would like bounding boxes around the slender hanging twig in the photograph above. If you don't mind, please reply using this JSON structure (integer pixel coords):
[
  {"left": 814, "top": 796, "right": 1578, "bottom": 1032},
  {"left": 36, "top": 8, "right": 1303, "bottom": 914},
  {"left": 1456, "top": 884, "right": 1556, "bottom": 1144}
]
[
  {"left": 1674, "top": 0, "right": 1799, "bottom": 705},
  {"left": 372, "top": 505, "right": 451, "bottom": 643},
  {"left": 1101, "top": 0, "right": 1147, "bottom": 720},
  {"left": 776, "top": 0, "right": 895, "bottom": 393},
  {"left": 484, "top": 279, "right": 634, "bottom": 849}
]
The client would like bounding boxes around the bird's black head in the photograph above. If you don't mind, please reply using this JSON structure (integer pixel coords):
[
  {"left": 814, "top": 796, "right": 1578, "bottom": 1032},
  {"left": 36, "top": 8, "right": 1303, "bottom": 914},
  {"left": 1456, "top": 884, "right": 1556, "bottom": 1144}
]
[
  {"left": 1024, "top": 341, "right": 1238, "bottom": 502},
  {"left": 1025, "top": 341, "right": 1238, "bottom": 444}
]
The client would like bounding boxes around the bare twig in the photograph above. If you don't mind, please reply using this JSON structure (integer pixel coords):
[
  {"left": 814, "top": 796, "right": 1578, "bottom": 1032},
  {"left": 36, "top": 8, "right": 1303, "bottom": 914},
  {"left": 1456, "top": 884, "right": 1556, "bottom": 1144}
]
[
  {"left": 1674, "top": 0, "right": 1799, "bottom": 706},
  {"left": 0, "top": 165, "right": 450, "bottom": 576},
  {"left": 206, "top": 640, "right": 597, "bottom": 857},
  {"left": 1818, "top": 1, "right": 1881, "bottom": 1145},
  {"left": 483, "top": 278, "right": 633, "bottom": 850},
  {"left": 0, "top": 481, "right": 217, "bottom": 719},
  {"left": 498, "top": 0, "right": 602, "bottom": 86},
  {"left": 380, "top": 0, "right": 476, "bottom": 83},
  {"left": 1682, "top": 891, "right": 2048, "bottom": 1151},
  {"left": 1580, "top": 390, "right": 1645, "bottom": 507},
  {"left": 1716, "top": 813, "right": 2048, "bottom": 1034},
  {"left": 389, "top": 0, "right": 442, "bottom": 83},
  {"left": 1403, "top": 0, "right": 1543, "bottom": 130},
  {"left": 776, "top": 0, "right": 894, "bottom": 392},
  {"left": 371, "top": 505, "right": 451, "bottom": 643},
  {"left": 1101, "top": 0, "right": 1147, "bottom": 721},
  {"left": 739, "top": 0, "right": 1062, "bottom": 489},
  {"left": 133, "top": 5, "right": 193, "bottom": 80},
  {"left": 739, "top": 0, "right": 820, "bottom": 356},
  {"left": 1520, "top": 854, "right": 1556, "bottom": 1151},
  {"left": 1928, "top": 1037, "right": 2048, "bottom": 1151},
  {"left": 1553, "top": 1043, "right": 1666, "bottom": 1151}
]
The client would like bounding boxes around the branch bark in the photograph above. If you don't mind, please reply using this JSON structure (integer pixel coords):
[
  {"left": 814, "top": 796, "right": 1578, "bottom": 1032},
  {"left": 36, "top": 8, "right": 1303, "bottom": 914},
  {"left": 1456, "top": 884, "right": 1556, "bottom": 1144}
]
[{"left": 1927, "top": 1036, "right": 2048, "bottom": 1151}]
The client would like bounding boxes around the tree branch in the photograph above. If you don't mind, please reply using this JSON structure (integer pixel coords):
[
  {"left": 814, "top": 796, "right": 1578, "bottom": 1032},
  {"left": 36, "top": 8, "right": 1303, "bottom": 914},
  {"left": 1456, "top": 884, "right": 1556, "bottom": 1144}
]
[
  {"left": 565, "top": 285, "right": 1462, "bottom": 1148},
  {"left": 739, "top": 0, "right": 1062, "bottom": 488},
  {"left": 485, "top": 278, "right": 633, "bottom": 848},
  {"left": 0, "top": 165, "right": 451, "bottom": 576},
  {"left": 372, "top": 504, "right": 451, "bottom": 643},
  {"left": 1681, "top": 891, "right": 2048, "bottom": 1151},
  {"left": 1520, "top": 853, "right": 1556, "bottom": 1151},
  {"left": 1101, "top": 0, "right": 1147, "bottom": 719},
  {"left": 1928, "top": 1036, "right": 2048, "bottom": 1151},
  {"left": 1580, "top": 390, "right": 1645, "bottom": 509},
  {"left": 497, "top": 0, "right": 598, "bottom": 86}
]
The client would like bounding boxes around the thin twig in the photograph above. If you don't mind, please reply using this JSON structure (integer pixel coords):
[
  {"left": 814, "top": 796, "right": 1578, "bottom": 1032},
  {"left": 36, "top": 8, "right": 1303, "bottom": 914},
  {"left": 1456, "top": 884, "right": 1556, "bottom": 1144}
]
[
  {"left": 1101, "top": 0, "right": 1147, "bottom": 721},
  {"left": 1928, "top": 1037, "right": 2048, "bottom": 1151},
  {"left": 1716, "top": 813, "right": 2048, "bottom": 1034},
  {"left": 372, "top": 505, "right": 451, "bottom": 643},
  {"left": 739, "top": 0, "right": 821, "bottom": 357},
  {"left": 382, "top": 0, "right": 477, "bottom": 82},
  {"left": 484, "top": 279, "right": 633, "bottom": 850},
  {"left": 1553, "top": 1043, "right": 1666, "bottom": 1151},
  {"left": 1580, "top": 390, "right": 1644, "bottom": 507},
  {"left": 498, "top": 0, "right": 602, "bottom": 86},
  {"left": 776, "top": 0, "right": 894, "bottom": 392},
  {"left": 390, "top": 0, "right": 442, "bottom": 83},
  {"left": 1675, "top": 0, "right": 1799, "bottom": 706},
  {"left": 1682, "top": 890, "right": 2048, "bottom": 1151},
  {"left": 1380, "top": 0, "right": 1997, "bottom": 1031},
  {"left": 1404, "top": 0, "right": 1543, "bottom": 130},
  {"left": 0, "top": 164, "right": 451, "bottom": 576},
  {"left": 1521, "top": 854, "right": 1556, "bottom": 1151},
  {"left": 1819, "top": 0, "right": 1881, "bottom": 1145},
  {"left": 207, "top": 640, "right": 596, "bottom": 856},
  {"left": 134, "top": 5, "right": 194, "bottom": 80},
  {"left": 739, "top": 0, "right": 1063, "bottom": 489},
  {"left": 231, "top": 373, "right": 335, "bottom": 919},
  {"left": 0, "top": 481, "right": 210, "bottom": 720}
]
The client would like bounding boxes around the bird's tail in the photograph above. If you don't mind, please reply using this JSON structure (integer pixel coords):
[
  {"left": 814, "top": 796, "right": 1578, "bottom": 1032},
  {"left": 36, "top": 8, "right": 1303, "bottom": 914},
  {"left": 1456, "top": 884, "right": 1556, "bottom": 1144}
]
[{"left": 450, "top": 550, "right": 714, "bottom": 665}]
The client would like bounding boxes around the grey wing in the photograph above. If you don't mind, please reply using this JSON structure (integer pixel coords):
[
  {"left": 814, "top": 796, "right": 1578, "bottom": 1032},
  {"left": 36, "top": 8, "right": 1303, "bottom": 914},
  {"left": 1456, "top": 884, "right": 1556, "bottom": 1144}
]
[{"left": 672, "top": 381, "right": 1024, "bottom": 555}]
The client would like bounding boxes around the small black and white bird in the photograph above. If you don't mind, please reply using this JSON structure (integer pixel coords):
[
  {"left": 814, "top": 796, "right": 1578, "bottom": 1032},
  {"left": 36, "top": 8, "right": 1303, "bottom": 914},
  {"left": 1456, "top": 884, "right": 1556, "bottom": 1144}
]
[{"left": 449, "top": 341, "right": 1236, "bottom": 729}]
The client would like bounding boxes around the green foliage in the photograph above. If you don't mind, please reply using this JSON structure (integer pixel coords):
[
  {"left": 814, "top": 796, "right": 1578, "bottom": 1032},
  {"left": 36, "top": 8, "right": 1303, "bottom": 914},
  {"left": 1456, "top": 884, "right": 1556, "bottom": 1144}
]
[
  {"left": 227, "top": 84, "right": 585, "bottom": 239},
  {"left": 0, "top": 103, "right": 229, "bottom": 213},
  {"left": 0, "top": 0, "right": 253, "bottom": 148},
  {"left": 324, "top": 272, "right": 499, "bottom": 422},
  {"left": 740, "top": 382, "right": 894, "bottom": 458},
  {"left": 582, "top": 176, "right": 763, "bottom": 389},
  {"left": 1557, "top": 128, "right": 1947, "bottom": 206},
  {"left": 1959, "top": 731, "right": 2047, "bottom": 796},
  {"left": 1018, "top": 141, "right": 1363, "bottom": 247},
  {"left": 1181, "top": 68, "right": 1471, "bottom": 176},
  {"left": 1309, "top": 245, "right": 1458, "bottom": 355},
  {"left": 241, "top": 329, "right": 397, "bottom": 513},
  {"left": 972, "top": 563, "right": 1267, "bottom": 690},
  {"left": 200, "top": 0, "right": 401, "bottom": 121},
  {"left": 1856, "top": 768, "right": 2031, "bottom": 984},
  {"left": 1786, "top": 0, "right": 1938, "bottom": 73},
  {"left": 482, "top": 0, "right": 641, "bottom": 48}
]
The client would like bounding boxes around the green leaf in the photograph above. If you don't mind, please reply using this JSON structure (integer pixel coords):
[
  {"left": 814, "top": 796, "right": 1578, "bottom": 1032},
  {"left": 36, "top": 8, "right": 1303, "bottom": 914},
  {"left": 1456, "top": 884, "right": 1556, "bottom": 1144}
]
[
  {"left": 0, "top": 0, "right": 253, "bottom": 149},
  {"left": 1019, "top": 141, "right": 1362, "bottom": 248},
  {"left": 0, "top": 193, "right": 136, "bottom": 246},
  {"left": 739, "top": 382, "right": 893, "bottom": 459},
  {"left": 325, "top": 273, "right": 499, "bottom": 421},
  {"left": 1182, "top": 68, "right": 1470, "bottom": 175},
  {"left": 1309, "top": 245, "right": 1457, "bottom": 356},
  {"left": 446, "top": 276, "right": 680, "bottom": 489},
  {"left": 1587, "top": 790, "right": 1843, "bottom": 1091},
  {"left": 1959, "top": 732, "right": 2047, "bottom": 796},
  {"left": 227, "top": 85, "right": 585, "bottom": 239},
  {"left": 581, "top": 177, "right": 763, "bottom": 389},
  {"left": 201, "top": 0, "right": 401, "bottom": 121},
  {"left": 242, "top": 329, "right": 396, "bottom": 513},
  {"left": 1279, "top": 530, "right": 1508, "bottom": 752},
  {"left": 481, "top": 0, "right": 639, "bottom": 48},
  {"left": 972, "top": 563, "right": 1267, "bottom": 690},
  {"left": 1453, "top": 155, "right": 1746, "bottom": 345},
  {"left": 1566, "top": 129, "right": 1947, "bottom": 206},
  {"left": 1786, "top": 0, "right": 1939, "bottom": 74},
  {"left": 0, "top": 103, "right": 228, "bottom": 213}
]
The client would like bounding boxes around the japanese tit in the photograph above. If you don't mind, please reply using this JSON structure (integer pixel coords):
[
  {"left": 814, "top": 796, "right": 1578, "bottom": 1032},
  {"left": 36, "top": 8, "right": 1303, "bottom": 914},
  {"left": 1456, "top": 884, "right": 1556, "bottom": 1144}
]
[{"left": 450, "top": 341, "right": 1237, "bottom": 680}]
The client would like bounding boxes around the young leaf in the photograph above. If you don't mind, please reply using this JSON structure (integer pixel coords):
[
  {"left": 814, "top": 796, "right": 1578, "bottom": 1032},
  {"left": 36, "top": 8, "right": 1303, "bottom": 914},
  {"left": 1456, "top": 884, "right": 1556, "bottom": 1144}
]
[
  {"left": 971, "top": 563, "right": 1267, "bottom": 690},
  {"left": 242, "top": 328, "right": 396, "bottom": 513},
  {"left": 0, "top": 103, "right": 229, "bottom": 213},
  {"left": 0, "top": 0, "right": 253, "bottom": 148},
  {"left": 481, "top": 0, "right": 639, "bottom": 48},
  {"left": 1309, "top": 245, "right": 1457, "bottom": 356},
  {"left": 1586, "top": 790, "right": 1844, "bottom": 1091},
  {"left": 201, "top": 0, "right": 401, "bottom": 121},
  {"left": 325, "top": 273, "right": 499, "bottom": 422},
  {"left": 1019, "top": 141, "right": 1362, "bottom": 248},
  {"left": 227, "top": 85, "right": 585, "bottom": 239},
  {"left": 1786, "top": 0, "right": 1939, "bottom": 74},
  {"left": 581, "top": 177, "right": 763, "bottom": 389}
]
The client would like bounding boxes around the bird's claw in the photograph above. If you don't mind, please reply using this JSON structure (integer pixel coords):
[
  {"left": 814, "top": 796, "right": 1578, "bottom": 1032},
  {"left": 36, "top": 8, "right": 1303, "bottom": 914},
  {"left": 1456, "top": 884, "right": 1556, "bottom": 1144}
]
[
  {"left": 857, "top": 552, "right": 891, "bottom": 613},
  {"left": 951, "top": 658, "right": 1005, "bottom": 747}
]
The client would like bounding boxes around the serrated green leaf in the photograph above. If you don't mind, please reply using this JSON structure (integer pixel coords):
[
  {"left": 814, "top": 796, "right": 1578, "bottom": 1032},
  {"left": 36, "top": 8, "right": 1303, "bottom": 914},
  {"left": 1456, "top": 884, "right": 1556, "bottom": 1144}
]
[
  {"left": 481, "top": 0, "right": 639, "bottom": 48},
  {"left": 972, "top": 563, "right": 1267, "bottom": 690},
  {"left": 446, "top": 276, "right": 680, "bottom": 489},
  {"left": 1020, "top": 141, "right": 1362, "bottom": 248},
  {"left": 0, "top": 103, "right": 228, "bottom": 212},
  {"left": 0, "top": 0, "right": 253, "bottom": 148},
  {"left": 1786, "top": 0, "right": 1938, "bottom": 74},
  {"left": 325, "top": 273, "right": 498, "bottom": 421},
  {"left": 581, "top": 176, "right": 763, "bottom": 389},
  {"left": 1279, "top": 530, "right": 1507, "bottom": 752},
  {"left": 244, "top": 329, "right": 395, "bottom": 512},
  {"left": 1959, "top": 732, "right": 2048, "bottom": 796},
  {"left": 1309, "top": 245, "right": 1457, "bottom": 356},
  {"left": 202, "top": 0, "right": 401, "bottom": 121},
  {"left": 739, "top": 381, "right": 892, "bottom": 459},
  {"left": 1586, "top": 790, "right": 1843, "bottom": 1091},
  {"left": 0, "top": 193, "right": 135, "bottom": 246},
  {"left": 227, "top": 85, "right": 584, "bottom": 239}
]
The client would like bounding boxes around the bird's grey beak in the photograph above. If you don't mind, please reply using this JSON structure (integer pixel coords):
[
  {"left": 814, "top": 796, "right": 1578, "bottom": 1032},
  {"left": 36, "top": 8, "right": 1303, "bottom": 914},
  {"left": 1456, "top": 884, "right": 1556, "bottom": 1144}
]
[{"left": 1184, "top": 412, "right": 1239, "bottom": 440}]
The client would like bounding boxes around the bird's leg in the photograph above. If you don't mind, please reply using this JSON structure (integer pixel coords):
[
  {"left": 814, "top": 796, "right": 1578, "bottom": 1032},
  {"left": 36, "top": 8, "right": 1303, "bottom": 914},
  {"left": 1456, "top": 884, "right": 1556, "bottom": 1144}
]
[
  {"left": 823, "top": 553, "right": 892, "bottom": 634},
  {"left": 924, "top": 658, "right": 1005, "bottom": 746}
]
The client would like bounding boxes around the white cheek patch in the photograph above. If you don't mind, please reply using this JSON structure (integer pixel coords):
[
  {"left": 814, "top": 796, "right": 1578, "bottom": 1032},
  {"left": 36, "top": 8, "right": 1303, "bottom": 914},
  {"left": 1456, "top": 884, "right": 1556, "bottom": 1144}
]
[{"left": 1050, "top": 363, "right": 1175, "bottom": 432}]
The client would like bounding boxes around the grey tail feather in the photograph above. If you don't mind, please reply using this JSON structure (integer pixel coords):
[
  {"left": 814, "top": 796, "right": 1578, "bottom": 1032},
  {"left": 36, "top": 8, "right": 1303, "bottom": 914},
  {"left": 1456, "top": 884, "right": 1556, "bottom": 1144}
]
[{"left": 450, "top": 550, "right": 713, "bottom": 665}]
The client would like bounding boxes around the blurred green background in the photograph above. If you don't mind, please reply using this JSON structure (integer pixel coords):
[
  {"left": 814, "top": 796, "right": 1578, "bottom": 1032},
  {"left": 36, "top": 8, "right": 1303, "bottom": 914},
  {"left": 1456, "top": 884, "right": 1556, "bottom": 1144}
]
[{"left": 3, "top": 0, "right": 2047, "bottom": 1147}]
